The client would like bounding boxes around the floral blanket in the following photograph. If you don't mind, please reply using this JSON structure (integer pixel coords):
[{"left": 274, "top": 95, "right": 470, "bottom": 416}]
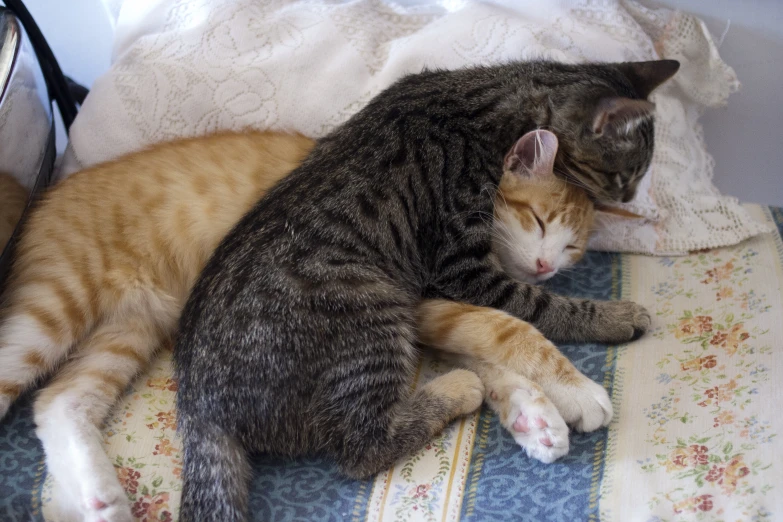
[{"left": 1, "top": 204, "right": 781, "bottom": 521}]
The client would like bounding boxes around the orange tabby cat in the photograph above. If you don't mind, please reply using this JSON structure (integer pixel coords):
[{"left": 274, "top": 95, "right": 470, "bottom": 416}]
[
  {"left": 423, "top": 130, "right": 612, "bottom": 463},
  {"left": 0, "top": 129, "right": 609, "bottom": 521},
  {"left": 0, "top": 172, "right": 28, "bottom": 252}
]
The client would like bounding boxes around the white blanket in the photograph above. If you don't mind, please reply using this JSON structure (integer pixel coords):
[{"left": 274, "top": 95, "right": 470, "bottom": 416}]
[{"left": 62, "top": 0, "right": 770, "bottom": 254}]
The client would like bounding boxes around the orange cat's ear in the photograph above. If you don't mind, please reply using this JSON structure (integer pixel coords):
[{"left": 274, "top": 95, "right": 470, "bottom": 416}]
[
  {"left": 592, "top": 98, "right": 655, "bottom": 137},
  {"left": 504, "top": 129, "right": 558, "bottom": 178},
  {"left": 594, "top": 202, "right": 645, "bottom": 219}
]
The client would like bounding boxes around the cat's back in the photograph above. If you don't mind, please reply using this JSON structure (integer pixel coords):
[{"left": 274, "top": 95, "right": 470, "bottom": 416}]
[
  {"left": 41, "top": 130, "right": 313, "bottom": 221},
  {"left": 15, "top": 131, "right": 314, "bottom": 292}
]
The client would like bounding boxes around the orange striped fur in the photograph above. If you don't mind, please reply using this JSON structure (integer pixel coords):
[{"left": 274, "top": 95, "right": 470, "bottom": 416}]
[
  {"left": 418, "top": 300, "right": 583, "bottom": 386},
  {"left": 0, "top": 132, "right": 316, "bottom": 415},
  {"left": 417, "top": 299, "right": 613, "bottom": 460},
  {"left": 490, "top": 130, "right": 596, "bottom": 284},
  {"left": 496, "top": 170, "right": 594, "bottom": 266}
]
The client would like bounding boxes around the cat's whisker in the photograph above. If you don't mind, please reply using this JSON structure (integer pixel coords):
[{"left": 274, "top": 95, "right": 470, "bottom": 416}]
[
  {"left": 492, "top": 186, "right": 508, "bottom": 213},
  {"left": 480, "top": 181, "right": 500, "bottom": 198},
  {"left": 490, "top": 230, "right": 518, "bottom": 254},
  {"left": 558, "top": 164, "right": 615, "bottom": 202},
  {"left": 561, "top": 173, "right": 595, "bottom": 194},
  {"left": 550, "top": 268, "right": 581, "bottom": 281}
]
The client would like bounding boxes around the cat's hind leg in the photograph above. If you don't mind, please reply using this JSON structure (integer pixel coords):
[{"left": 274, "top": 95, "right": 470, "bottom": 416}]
[
  {"left": 337, "top": 367, "right": 484, "bottom": 479},
  {"left": 33, "top": 315, "right": 167, "bottom": 522},
  {"left": 0, "top": 276, "right": 98, "bottom": 419}
]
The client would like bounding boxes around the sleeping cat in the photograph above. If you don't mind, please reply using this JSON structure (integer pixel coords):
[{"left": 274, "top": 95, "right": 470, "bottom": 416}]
[
  {"left": 173, "top": 59, "right": 677, "bottom": 521},
  {"left": 424, "top": 129, "right": 617, "bottom": 462},
  {"left": 0, "top": 128, "right": 610, "bottom": 521}
]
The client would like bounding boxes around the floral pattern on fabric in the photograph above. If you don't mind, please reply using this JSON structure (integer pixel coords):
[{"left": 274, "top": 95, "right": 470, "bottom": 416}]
[
  {"left": 366, "top": 358, "right": 478, "bottom": 522},
  {"left": 104, "top": 350, "right": 182, "bottom": 522},
  {"left": 40, "top": 349, "right": 182, "bottom": 522},
  {"left": 30, "top": 207, "right": 781, "bottom": 522},
  {"left": 633, "top": 236, "right": 778, "bottom": 519}
]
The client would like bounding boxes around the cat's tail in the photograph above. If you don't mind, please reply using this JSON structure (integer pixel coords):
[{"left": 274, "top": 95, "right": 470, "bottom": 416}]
[{"left": 179, "top": 419, "right": 251, "bottom": 522}]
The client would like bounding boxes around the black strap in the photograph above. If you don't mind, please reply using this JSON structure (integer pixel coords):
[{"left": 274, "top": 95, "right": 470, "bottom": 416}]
[
  {"left": 3, "top": 0, "right": 84, "bottom": 131},
  {"left": 65, "top": 75, "right": 89, "bottom": 105},
  {"left": 0, "top": 0, "right": 82, "bottom": 289}
]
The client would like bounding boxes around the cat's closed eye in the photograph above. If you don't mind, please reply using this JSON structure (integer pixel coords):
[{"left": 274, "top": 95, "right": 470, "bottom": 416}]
[
  {"left": 533, "top": 213, "right": 546, "bottom": 235},
  {"left": 566, "top": 245, "right": 579, "bottom": 250}
]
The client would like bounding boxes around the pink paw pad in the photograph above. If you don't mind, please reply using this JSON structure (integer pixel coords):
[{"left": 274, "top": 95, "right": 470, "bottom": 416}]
[
  {"left": 534, "top": 417, "right": 548, "bottom": 429},
  {"left": 513, "top": 413, "right": 530, "bottom": 433},
  {"left": 490, "top": 391, "right": 498, "bottom": 401},
  {"left": 539, "top": 437, "right": 553, "bottom": 447},
  {"left": 87, "top": 498, "right": 107, "bottom": 510}
]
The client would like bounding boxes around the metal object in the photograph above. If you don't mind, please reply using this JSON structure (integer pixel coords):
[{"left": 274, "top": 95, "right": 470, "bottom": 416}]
[
  {"left": 0, "top": 9, "right": 19, "bottom": 101},
  {"left": 0, "top": 8, "right": 52, "bottom": 189},
  {"left": 0, "top": 7, "right": 55, "bottom": 288}
]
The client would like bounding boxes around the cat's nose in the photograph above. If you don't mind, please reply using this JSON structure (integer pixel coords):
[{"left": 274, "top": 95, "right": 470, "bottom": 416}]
[{"left": 536, "top": 259, "right": 554, "bottom": 275}]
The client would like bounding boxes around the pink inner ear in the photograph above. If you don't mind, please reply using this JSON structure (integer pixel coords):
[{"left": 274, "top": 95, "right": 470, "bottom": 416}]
[{"left": 504, "top": 129, "right": 559, "bottom": 178}]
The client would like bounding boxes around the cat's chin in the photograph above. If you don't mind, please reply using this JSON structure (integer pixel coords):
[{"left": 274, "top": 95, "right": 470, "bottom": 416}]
[
  {"left": 507, "top": 267, "right": 548, "bottom": 285},
  {"left": 512, "top": 270, "right": 558, "bottom": 285},
  {"left": 535, "top": 272, "right": 557, "bottom": 283}
]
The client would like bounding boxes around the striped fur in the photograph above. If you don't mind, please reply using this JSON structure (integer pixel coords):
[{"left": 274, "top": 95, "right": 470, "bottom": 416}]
[
  {"left": 491, "top": 130, "right": 595, "bottom": 284},
  {"left": 0, "top": 127, "right": 600, "bottom": 521},
  {"left": 0, "top": 132, "right": 315, "bottom": 522},
  {"left": 173, "top": 61, "right": 667, "bottom": 521},
  {"left": 418, "top": 299, "right": 613, "bottom": 461}
]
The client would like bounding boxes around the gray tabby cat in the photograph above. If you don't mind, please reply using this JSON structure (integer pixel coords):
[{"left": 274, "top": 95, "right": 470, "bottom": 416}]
[{"left": 174, "top": 59, "right": 679, "bottom": 521}]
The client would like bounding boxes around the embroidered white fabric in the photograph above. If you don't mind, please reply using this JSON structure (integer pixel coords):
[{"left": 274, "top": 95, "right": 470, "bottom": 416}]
[{"left": 61, "top": 0, "right": 770, "bottom": 255}]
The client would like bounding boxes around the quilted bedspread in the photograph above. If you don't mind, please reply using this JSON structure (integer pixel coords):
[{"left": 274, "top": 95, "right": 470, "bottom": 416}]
[{"left": 2, "top": 204, "right": 781, "bottom": 521}]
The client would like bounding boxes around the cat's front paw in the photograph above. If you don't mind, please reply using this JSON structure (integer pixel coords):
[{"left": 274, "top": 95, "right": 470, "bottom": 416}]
[
  {"left": 542, "top": 376, "right": 613, "bottom": 433},
  {"left": 502, "top": 387, "right": 569, "bottom": 464},
  {"left": 50, "top": 476, "right": 133, "bottom": 522},
  {"left": 597, "top": 300, "right": 651, "bottom": 343},
  {"left": 82, "top": 494, "right": 133, "bottom": 522}
]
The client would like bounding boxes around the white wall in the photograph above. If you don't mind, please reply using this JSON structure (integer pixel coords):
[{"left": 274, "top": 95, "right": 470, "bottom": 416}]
[
  {"left": 11, "top": 0, "right": 116, "bottom": 153},
  {"left": 17, "top": 0, "right": 783, "bottom": 205}
]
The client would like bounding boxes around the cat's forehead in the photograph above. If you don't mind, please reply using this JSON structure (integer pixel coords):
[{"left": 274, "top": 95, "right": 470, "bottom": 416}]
[
  {"left": 498, "top": 174, "right": 593, "bottom": 239},
  {"left": 501, "top": 173, "right": 589, "bottom": 209}
]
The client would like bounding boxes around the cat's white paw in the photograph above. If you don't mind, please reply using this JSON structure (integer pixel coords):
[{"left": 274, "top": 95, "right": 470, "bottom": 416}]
[
  {"left": 42, "top": 422, "right": 133, "bottom": 522},
  {"left": 542, "top": 376, "right": 613, "bottom": 433},
  {"left": 51, "top": 477, "right": 133, "bottom": 522},
  {"left": 503, "top": 388, "right": 569, "bottom": 464},
  {"left": 50, "top": 477, "right": 132, "bottom": 522},
  {"left": 81, "top": 492, "right": 133, "bottom": 522},
  {"left": 76, "top": 458, "right": 134, "bottom": 522}
]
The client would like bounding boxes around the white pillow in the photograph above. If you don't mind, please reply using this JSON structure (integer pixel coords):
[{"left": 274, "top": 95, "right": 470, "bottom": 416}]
[{"left": 61, "top": 0, "right": 770, "bottom": 255}]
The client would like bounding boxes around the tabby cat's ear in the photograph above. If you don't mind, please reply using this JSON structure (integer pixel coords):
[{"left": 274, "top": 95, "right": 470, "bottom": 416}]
[
  {"left": 591, "top": 97, "right": 655, "bottom": 137},
  {"left": 504, "top": 129, "right": 558, "bottom": 178},
  {"left": 617, "top": 59, "right": 680, "bottom": 99}
]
